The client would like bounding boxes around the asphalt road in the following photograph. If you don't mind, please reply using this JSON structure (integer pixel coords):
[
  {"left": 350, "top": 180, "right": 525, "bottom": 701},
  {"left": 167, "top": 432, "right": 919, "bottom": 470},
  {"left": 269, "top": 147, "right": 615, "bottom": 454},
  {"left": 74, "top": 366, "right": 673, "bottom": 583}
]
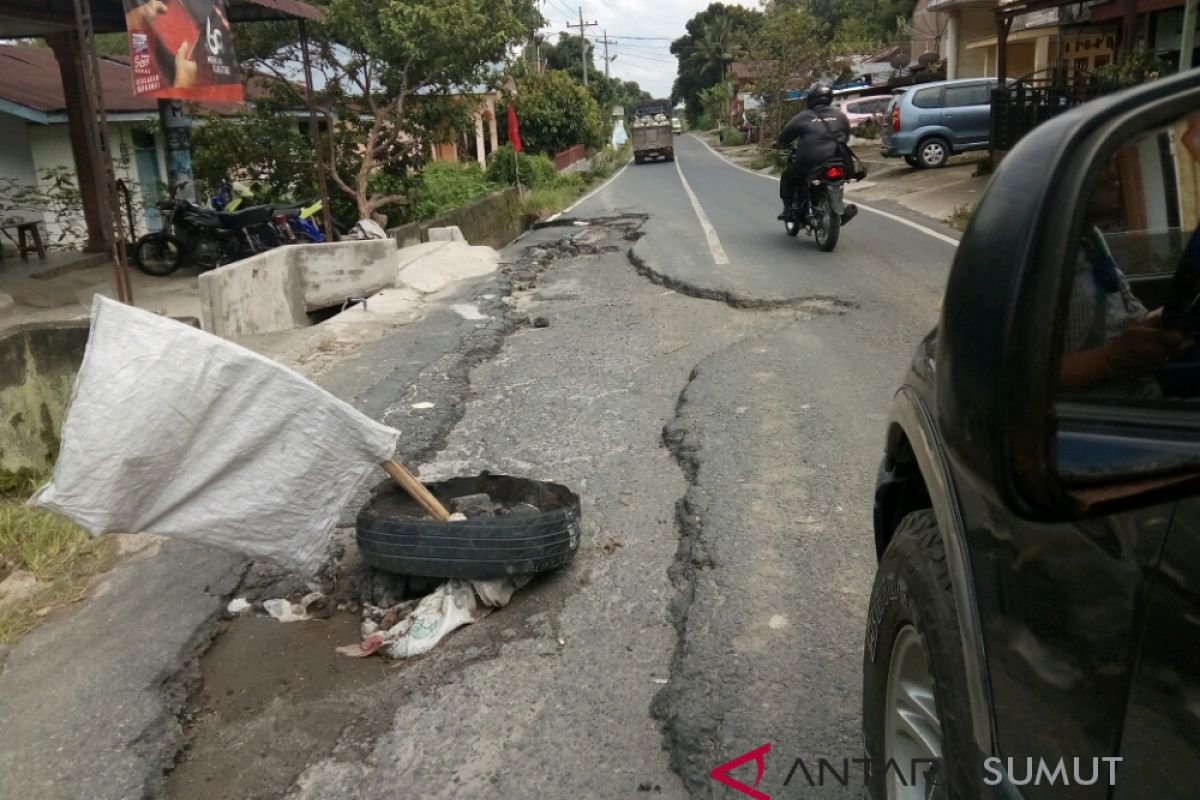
[{"left": 281, "top": 138, "right": 958, "bottom": 799}]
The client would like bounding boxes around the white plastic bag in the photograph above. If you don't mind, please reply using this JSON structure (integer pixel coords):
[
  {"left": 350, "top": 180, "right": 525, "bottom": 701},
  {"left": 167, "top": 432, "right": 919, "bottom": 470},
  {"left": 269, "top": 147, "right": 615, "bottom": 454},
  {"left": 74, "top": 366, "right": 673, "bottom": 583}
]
[{"left": 29, "top": 297, "right": 399, "bottom": 572}]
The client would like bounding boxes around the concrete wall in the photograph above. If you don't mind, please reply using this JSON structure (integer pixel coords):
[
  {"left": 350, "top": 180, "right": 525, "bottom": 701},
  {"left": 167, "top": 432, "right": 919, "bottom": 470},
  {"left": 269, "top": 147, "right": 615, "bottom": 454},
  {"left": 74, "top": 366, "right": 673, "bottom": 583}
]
[
  {"left": 390, "top": 187, "right": 527, "bottom": 251},
  {"left": 0, "top": 321, "right": 89, "bottom": 475},
  {"left": 199, "top": 248, "right": 308, "bottom": 339},
  {"left": 293, "top": 239, "right": 396, "bottom": 309},
  {"left": 200, "top": 239, "right": 400, "bottom": 339},
  {"left": 26, "top": 121, "right": 149, "bottom": 247}
]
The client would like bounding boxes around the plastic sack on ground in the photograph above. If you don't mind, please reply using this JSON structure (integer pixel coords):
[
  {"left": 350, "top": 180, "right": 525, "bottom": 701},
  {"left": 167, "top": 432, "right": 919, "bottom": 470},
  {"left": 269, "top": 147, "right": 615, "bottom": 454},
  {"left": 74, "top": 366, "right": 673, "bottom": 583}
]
[
  {"left": 29, "top": 296, "right": 400, "bottom": 572},
  {"left": 337, "top": 577, "right": 531, "bottom": 659}
]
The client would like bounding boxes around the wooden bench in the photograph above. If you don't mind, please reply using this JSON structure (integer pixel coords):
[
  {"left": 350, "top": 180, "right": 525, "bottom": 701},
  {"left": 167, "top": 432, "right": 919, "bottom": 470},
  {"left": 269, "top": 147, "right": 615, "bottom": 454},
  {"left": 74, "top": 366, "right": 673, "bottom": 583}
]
[{"left": 0, "top": 221, "right": 46, "bottom": 261}]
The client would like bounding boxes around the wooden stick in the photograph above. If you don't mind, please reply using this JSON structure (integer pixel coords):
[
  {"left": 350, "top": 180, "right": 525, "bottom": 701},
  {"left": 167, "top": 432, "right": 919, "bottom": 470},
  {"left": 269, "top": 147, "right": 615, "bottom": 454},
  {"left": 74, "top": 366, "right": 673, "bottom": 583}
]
[{"left": 381, "top": 459, "right": 452, "bottom": 522}]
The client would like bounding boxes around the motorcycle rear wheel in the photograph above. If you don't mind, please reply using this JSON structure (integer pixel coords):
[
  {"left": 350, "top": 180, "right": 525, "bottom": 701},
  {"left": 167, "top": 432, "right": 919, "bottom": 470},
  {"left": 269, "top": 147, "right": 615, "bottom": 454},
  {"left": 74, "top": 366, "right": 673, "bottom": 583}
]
[
  {"left": 132, "top": 233, "right": 186, "bottom": 276},
  {"left": 814, "top": 197, "right": 840, "bottom": 252}
]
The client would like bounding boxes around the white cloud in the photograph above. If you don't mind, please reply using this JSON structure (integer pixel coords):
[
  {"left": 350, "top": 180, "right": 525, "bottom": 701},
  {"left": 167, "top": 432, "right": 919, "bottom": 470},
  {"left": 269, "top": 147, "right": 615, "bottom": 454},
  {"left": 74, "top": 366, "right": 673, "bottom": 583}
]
[{"left": 538, "top": 0, "right": 760, "bottom": 98}]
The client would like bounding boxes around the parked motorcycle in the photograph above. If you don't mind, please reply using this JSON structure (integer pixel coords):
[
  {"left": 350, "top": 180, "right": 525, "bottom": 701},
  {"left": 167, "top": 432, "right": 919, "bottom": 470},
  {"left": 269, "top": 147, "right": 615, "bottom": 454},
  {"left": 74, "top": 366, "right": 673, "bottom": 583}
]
[
  {"left": 783, "top": 157, "right": 863, "bottom": 253},
  {"left": 132, "top": 183, "right": 280, "bottom": 276},
  {"left": 212, "top": 183, "right": 326, "bottom": 245},
  {"left": 271, "top": 200, "right": 326, "bottom": 244}
]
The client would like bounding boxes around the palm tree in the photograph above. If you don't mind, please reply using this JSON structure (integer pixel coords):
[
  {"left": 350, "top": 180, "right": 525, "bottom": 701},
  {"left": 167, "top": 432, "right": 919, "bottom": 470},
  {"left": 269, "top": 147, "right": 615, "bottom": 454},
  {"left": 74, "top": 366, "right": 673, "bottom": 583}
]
[{"left": 695, "top": 17, "right": 739, "bottom": 81}]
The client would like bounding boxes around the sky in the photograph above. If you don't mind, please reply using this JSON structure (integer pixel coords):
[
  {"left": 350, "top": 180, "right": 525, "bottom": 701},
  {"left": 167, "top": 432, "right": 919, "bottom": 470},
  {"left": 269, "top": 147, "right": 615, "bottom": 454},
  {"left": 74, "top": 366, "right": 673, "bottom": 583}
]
[{"left": 537, "top": 0, "right": 761, "bottom": 99}]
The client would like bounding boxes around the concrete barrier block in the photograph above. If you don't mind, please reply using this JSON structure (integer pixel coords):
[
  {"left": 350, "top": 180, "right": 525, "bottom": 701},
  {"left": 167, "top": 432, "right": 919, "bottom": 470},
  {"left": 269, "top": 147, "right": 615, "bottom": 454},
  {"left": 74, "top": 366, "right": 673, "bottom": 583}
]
[
  {"left": 293, "top": 240, "right": 396, "bottom": 309},
  {"left": 199, "top": 249, "right": 307, "bottom": 338},
  {"left": 428, "top": 226, "right": 466, "bottom": 243}
]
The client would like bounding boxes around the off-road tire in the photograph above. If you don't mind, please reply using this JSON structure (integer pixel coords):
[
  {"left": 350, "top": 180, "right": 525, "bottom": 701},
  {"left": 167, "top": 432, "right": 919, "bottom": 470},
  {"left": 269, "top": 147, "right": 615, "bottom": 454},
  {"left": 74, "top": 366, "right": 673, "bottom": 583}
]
[{"left": 862, "top": 509, "right": 977, "bottom": 800}]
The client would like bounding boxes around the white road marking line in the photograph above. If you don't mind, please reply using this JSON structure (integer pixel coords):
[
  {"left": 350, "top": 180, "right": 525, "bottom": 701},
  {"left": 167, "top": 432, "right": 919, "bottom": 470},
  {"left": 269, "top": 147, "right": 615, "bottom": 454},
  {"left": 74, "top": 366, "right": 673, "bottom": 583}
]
[
  {"left": 547, "top": 159, "right": 634, "bottom": 222},
  {"left": 673, "top": 156, "right": 731, "bottom": 265},
  {"left": 688, "top": 134, "right": 960, "bottom": 248}
]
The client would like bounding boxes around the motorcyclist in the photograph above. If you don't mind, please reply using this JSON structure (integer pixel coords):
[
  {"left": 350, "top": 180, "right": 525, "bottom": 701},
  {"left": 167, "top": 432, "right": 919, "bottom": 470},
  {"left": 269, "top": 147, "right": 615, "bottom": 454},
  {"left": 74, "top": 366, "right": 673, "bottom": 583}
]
[{"left": 775, "top": 82, "right": 852, "bottom": 222}]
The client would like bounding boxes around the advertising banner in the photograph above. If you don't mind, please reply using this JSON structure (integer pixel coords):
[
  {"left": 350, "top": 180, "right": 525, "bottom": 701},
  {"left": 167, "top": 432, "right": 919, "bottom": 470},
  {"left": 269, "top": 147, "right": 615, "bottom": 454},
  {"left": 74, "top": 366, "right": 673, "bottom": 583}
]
[{"left": 123, "top": 0, "right": 244, "bottom": 102}]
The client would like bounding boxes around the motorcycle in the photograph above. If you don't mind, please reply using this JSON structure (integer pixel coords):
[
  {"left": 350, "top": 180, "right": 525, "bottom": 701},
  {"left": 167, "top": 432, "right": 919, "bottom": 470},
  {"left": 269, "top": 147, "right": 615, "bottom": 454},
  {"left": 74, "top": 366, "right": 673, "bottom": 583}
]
[
  {"left": 212, "top": 183, "right": 326, "bottom": 245},
  {"left": 783, "top": 156, "right": 863, "bottom": 253},
  {"left": 132, "top": 183, "right": 281, "bottom": 276},
  {"left": 270, "top": 200, "right": 326, "bottom": 244}
]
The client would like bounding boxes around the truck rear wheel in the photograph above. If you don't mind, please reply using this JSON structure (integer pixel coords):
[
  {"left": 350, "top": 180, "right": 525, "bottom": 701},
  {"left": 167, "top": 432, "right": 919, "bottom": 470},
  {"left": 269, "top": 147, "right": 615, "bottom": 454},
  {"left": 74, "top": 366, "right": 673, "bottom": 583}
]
[{"left": 635, "top": 154, "right": 645, "bottom": 164}]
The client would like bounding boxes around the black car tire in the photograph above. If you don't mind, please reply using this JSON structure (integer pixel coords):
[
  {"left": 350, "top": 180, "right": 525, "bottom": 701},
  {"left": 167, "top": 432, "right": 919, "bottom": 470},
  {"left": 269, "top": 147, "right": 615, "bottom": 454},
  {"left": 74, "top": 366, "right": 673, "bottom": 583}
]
[
  {"left": 862, "top": 509, "right": 976, "bottom": 800},
  {"left": 131, "top": 233, "right": 185, "bottom": 276},
  {"left": 357, "top": 475, "right": 582, "bottom": 580},
  {"left": 915, "top": 137, "right": 950, "bottom": 169},
  {"left": 904, "top": 155, "right": 920, "bottom": 168}
]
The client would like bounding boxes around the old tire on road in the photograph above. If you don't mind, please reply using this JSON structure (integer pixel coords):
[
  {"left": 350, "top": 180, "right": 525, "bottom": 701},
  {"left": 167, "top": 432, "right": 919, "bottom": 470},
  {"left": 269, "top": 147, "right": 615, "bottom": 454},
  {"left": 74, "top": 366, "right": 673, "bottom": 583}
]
[
  {"left": 356, "top": 475, "right": 582, "bottom": 580},
  {"left": 862, "top": 509, "right": 976, "bottom": 800}
]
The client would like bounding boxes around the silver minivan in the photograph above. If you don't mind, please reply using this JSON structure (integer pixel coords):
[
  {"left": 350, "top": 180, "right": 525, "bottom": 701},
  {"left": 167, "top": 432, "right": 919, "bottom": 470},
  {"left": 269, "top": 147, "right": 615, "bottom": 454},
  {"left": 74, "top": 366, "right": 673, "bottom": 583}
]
[{"left": 880, "top": 78, "right": 998, "bottom": 168}]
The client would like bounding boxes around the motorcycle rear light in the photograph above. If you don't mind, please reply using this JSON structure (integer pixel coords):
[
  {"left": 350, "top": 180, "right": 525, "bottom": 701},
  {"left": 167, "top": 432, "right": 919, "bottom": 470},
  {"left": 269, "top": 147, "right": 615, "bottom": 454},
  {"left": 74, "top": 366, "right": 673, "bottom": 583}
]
[
  {"left": 892, "top": 106, "right": 900, "bottom": 133},
  {"left": 273, "top": 214, "right": 288, "bottom": 225},
  {"left": 825, "top": 166, "right": 846, "bottom": 180}
]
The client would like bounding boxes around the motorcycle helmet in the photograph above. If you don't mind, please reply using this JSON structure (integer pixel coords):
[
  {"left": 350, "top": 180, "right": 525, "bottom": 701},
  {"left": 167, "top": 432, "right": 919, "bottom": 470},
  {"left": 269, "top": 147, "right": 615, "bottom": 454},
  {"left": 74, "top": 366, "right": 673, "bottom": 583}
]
[{"left": 806, "top": 82, "right": 833, "bottom": 110}]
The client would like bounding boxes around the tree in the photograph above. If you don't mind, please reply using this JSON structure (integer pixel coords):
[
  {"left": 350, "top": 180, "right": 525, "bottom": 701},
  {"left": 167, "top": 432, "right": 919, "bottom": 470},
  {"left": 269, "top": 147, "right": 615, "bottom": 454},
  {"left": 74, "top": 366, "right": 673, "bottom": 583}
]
[
  {"left": 239, "top": 0, "right": 538, "bottom": 220},
  {"left": 671, "top": 3, "right": 763, "bottom": 127},
  {"left": 543, "top": 33, "right": 596, "bottom": 84},
  {"left": 502, "top": 69, "right": 602, "bottom": 155}
]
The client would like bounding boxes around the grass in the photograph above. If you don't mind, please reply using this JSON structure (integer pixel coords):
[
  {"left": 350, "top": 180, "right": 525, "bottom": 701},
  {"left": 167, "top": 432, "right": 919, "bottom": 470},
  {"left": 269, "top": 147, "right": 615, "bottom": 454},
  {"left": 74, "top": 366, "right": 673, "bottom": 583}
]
[
  {"left": 720, "top": 130, "right": 747, "bottom": 147},
  {"left": 0, "top": 473, "right": 116, "bottom": 644},
  {"left": 750, "top": 150, "right": 786, "bottom": 173},
  {"left": 946, "top": 204, "right": 974, "bottom": 232},
  {"left": 519, "top": 146, "right": 631, "bottom": 221}
]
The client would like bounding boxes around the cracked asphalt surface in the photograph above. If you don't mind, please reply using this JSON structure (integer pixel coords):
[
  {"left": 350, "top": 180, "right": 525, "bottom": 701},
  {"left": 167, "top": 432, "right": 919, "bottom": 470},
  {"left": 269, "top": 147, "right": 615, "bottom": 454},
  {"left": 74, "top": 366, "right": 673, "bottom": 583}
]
[
  {"left": 277, "top": 137, "right": 954, "bottom": 799},
  {"left": 1, "top": 134, "right": 957, "bottom": 800}
]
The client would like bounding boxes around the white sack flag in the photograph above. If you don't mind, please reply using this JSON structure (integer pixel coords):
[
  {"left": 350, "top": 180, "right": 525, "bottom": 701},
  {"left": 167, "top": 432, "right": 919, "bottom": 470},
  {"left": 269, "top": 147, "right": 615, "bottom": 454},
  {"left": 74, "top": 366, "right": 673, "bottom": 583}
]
[{"left": 30, "top": 297, "right": 400, "bottom": 571}]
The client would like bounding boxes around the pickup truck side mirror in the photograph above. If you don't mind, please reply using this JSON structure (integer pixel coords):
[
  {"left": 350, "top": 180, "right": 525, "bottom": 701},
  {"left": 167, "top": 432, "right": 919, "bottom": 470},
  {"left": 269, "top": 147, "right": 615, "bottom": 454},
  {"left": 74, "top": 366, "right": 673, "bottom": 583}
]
[{"left": 937, "top": 70, "right": 1200, "bottom": 521}]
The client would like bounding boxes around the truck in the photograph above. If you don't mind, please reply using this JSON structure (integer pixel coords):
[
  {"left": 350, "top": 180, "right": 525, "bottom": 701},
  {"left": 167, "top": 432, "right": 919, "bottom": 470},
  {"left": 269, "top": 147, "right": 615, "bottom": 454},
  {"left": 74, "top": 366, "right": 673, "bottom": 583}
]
[{"left": 631, "top": 99, "right": 675, "bottom": 164}]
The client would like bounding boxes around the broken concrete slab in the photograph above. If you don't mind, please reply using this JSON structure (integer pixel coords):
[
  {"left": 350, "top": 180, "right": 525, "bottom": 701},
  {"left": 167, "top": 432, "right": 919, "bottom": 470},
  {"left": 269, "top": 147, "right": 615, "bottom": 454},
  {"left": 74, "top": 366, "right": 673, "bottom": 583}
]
[
  {"left": 0, "top": 540, "right": 245, "bottom": 800},
  {"left": 427, "top": 226, "right": 466, "bottom": 243},
  {"left": 396, "top": 242, "right": 499, "bottom": 296}
]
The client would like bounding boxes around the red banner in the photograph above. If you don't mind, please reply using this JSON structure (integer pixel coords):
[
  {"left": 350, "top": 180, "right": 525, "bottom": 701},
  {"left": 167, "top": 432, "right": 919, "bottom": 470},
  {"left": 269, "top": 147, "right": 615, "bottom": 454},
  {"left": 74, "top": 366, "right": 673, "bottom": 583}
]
[
  {"left": 507, "top": 104, "right": 522, "bottom": 153},
  {"left": 123, "top": 0, "right": 244, "bottom": 102}
]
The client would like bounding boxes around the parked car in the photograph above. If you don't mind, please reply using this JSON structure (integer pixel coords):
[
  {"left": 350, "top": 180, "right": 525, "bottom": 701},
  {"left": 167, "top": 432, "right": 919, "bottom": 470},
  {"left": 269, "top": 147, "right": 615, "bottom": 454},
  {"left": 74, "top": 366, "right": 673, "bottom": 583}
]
[
  {"left": 838, "top": 94, "right": 892, "bottom": 129},
  {"left": 863, "top": 71, "right": 1200, "bottom": 799},
  {"left": 880, "top": 78, "right": 999, "bottom": 168}
]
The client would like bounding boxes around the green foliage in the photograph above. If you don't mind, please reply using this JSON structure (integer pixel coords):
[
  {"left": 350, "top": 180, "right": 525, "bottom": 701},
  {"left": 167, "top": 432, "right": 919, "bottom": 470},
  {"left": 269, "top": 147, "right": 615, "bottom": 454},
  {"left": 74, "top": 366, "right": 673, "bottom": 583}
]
[
  {"left": 238, "top": 0, "right": 538, "bottom": 219},
  {"left": 946, "top": 204, "right": 974, "bottom": 232},
  {"left": 0, "top": 168, "right": 86, "bottom": 249},
  {"left": 700, "top": 81, "right": 734, "bottom": 130},
  {"left": 854, "top": 118, "right": 883, "bottom": 140},
  {"left": 190, "top": 112, "right": 314, "bottom": 202},
  {"left": 413, "top": 162, "right": 494, "bottom": 221},
  {"left": 521, "top": 175, "right": 588, "bottom": 220},
  {"left": 486, "top": 145, "right": 559, "bottom": 188},
  {"left": 1096, "top": 43, "right": 1167, "bottom": 88},
  {"left": 721, "top": 129, "right": 746, "bottom": 146},
  {"left": 672, "top": 3, "right": 764, "bottom": 127},
  {"left": 503, "top": 70, "right": 603, "bottom": 155},
  {"left": 750, "top": 149, "right": 787, "bottom": 171}
]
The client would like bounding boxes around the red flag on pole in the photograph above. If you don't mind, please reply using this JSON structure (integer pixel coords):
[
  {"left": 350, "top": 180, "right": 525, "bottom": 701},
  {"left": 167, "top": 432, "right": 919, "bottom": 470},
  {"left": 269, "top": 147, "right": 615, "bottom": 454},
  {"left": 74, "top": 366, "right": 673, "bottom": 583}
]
[{"left": 507, "top": 104, "right": 522, "bottom": 153}]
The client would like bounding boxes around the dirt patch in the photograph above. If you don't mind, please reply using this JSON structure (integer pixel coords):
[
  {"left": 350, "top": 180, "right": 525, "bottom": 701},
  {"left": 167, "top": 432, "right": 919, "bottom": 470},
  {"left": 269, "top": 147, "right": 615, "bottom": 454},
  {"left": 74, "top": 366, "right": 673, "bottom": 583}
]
[{"left": 166, "top": 608, "right": 391, "bottom": 800}]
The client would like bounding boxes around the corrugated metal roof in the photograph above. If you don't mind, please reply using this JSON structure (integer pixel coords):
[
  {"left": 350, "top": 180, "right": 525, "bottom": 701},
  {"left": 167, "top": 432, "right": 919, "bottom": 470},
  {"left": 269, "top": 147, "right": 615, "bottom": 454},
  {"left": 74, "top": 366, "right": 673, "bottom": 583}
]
[{"left": 0, "top": 44, "right": 285, "bottom": 117}]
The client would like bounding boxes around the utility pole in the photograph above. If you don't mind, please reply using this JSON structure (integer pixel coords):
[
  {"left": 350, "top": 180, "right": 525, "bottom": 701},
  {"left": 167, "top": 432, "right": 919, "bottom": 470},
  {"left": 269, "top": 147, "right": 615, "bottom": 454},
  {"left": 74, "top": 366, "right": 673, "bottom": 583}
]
[
  {"left": 566, "top": 8, "right": 598, "bottom": 86},
  {"left": 598, "top": 30, "right": 617, "bottom": 80}
]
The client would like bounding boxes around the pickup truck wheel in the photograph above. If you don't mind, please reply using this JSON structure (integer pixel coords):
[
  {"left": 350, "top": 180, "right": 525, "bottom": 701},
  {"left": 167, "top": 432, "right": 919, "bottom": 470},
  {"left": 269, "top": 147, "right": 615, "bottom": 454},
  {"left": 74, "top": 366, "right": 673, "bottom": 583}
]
[
  {"left": 862, "top": 510, "right": 976, "bottom": 800},
  {"left": 916, "top": 138, "right": 949, "bottom": 169}
]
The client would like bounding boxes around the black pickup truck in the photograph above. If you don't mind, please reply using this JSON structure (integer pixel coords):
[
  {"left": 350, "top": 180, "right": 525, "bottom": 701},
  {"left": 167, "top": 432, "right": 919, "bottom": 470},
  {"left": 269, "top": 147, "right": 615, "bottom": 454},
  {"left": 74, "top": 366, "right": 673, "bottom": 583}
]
[{"left": 863, "top": 71, "right": 1200, "bottom": 799}]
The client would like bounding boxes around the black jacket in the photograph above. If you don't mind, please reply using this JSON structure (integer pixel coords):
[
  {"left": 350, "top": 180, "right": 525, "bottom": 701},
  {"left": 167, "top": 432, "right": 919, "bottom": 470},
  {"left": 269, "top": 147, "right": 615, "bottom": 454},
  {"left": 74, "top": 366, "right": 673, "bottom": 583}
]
[{"left": 775, "top": 107, "right": 851, "bottom": 165}]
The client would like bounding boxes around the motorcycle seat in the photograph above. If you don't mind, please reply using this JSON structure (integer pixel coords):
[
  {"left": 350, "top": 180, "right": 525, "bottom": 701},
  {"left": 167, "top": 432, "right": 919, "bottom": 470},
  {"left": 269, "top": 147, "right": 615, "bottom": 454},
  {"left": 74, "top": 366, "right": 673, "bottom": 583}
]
[
  {"left": 272, "top": 206, "right": 302, "bottom": 218},
  {"left": 219, "top": 206, "right": 273, "bottom": 228}
]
